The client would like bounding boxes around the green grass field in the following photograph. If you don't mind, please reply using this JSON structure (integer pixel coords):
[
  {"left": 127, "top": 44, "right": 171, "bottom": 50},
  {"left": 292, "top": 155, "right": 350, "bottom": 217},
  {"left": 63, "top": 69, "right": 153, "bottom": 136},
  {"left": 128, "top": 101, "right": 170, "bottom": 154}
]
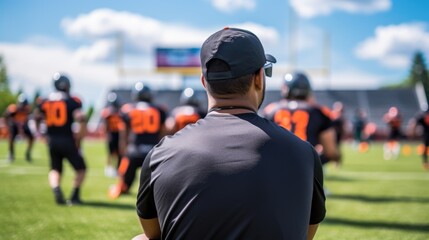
[{"left": 1, "top": 138, "right": 428, "bottom": 239}]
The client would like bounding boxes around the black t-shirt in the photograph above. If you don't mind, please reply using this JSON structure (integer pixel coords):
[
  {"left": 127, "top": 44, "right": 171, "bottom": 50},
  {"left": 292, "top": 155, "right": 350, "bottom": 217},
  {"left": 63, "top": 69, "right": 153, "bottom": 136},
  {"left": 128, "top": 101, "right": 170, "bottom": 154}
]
[
  {"left": 263, "top": 100, "right": 332, "bottom": 146},
  {"left": 137, "top": 112, "right": 326, "bottom": 240},
  {"left": 39, "top": 92, "right": 82, "bottom": 137}
]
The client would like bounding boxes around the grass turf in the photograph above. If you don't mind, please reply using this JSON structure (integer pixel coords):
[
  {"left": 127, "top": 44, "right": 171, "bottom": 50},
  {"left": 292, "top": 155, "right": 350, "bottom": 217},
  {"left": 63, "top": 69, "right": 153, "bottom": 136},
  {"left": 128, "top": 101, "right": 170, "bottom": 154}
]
[{"left": 1, "top": 139, "right": 428, "bottom": 239}]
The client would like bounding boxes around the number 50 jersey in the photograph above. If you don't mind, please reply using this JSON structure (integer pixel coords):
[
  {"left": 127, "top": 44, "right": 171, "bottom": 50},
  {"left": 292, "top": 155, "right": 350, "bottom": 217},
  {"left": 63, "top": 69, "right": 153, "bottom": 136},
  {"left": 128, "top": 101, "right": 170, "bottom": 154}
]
[
  {"left": 262, "top": 99, "right": 332, "bottom": 147},
  {"left": 39, "top": 92, "right": 83, "bottom": 137}
]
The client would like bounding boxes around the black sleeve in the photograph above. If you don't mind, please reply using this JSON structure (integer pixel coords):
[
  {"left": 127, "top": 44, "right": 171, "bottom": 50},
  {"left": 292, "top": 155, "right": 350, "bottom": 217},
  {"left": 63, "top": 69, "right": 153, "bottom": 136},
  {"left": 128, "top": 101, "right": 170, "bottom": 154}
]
[
  {"left": 318, "top": 108, "right": 333, "bottom": 133},
  {"left": 159, "top": 107, "right": 167, "bottom": 124},
  {"left": 310, "top": 147, "right": 326, "bottom": 224},
  {"left": 136, "top": 149, "right": 158, "bottom": 219}
]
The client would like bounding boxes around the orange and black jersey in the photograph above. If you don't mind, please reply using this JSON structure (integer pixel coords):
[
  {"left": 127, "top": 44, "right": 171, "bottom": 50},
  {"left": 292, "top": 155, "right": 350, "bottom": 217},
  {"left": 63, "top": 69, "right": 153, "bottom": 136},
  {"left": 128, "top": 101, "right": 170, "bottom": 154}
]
[
  {"left": 101, "top": 106, "right": 124, "bottom": 133},
  {"left": 120, "top": 102, "right": 167, "bottom": 145},
  {"left": 4, "top": 104, "right": 32, "bottom": 126},
  {"left": 262, "top": 100, "right": 332, "bottom": 146},
  {"left": 384, "top": 114, "right": 402, "bottom": 130},
  {"left": 38, "top": 92, "right": 82, "bottom": 136},
  {"left": 169, "top": 105, "right": 206, "bottom": 132},
  {"left": 416, "top": 111, "right": 429, "bottom": 137}
]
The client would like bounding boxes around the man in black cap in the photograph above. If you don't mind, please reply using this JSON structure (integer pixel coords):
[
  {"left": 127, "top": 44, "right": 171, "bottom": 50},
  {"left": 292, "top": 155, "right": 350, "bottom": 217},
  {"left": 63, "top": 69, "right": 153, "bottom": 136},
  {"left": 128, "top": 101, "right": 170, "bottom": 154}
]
[{"left": 134, "top": 27, "right": 326, "bottom": 240}]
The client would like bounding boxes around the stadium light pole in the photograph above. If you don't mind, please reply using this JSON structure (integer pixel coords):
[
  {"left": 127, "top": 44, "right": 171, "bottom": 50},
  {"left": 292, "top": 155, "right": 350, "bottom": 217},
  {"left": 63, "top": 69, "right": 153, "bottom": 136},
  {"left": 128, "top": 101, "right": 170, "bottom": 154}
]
[
  {"left": 287, "top": 0, "right": 331, "bottom": 89},
  {"left": 288, "top": 0, "right": 297, "bottom": 71},
  {"left": 323, "top": 30, "right": 331, "bottom": 89}
]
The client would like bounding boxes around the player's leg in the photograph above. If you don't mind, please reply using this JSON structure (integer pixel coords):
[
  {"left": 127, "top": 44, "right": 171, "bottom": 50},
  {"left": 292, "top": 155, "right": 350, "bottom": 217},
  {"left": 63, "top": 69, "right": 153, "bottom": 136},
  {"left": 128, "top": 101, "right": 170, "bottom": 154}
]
[
  {"left": 65, "top": 140, "right": 87, "bottom": 205},
  {"left": 7, "top": 124, "right": 18, "bottom": 161},
  {"left": 108, "top": 155, "right": 130, "bottom": 199},
  {"left": 109, "top": 145, "right": 147, "bottom": 199},
  {"left": 392, "top": 130, "right": 401, "bottom": 159},
  {"left": 48, "top": 139, "right": 66, "bottom": 205},
  {"left": 23, "top": 124, "right": 34, "bottom": 162},
  {"left": 423, "top": 138, "right": 429, "bottom": 170},
  {"left": 105, "top": 132, "right": 119, "bottom": 177},
  {"left": 123, "top": 154, "right": 145, "bottom": 191},
  {"left": 334, "top": 133, "right": 342, "bottom": 167},
  {"left": 384, "top": 139, "right": 393, "bottom": 160}
]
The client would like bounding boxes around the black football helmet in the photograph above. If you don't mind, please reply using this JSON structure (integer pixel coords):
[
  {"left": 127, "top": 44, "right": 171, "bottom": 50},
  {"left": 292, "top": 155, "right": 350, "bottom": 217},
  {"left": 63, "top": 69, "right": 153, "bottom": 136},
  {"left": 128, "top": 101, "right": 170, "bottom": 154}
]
[
  {"left": 17, "top": 93, "right": 28, "bottom": 106},
  {"left": 53, "top": 72, "right": 71, "bottom": 92},
  {"left": 107, "top": 92, "right": 121, "bottom": 108},
  {"left": 179, "top": 87, "right": 200, "bottom": 107},
  {"left": 132, "top": 82, "right": 152, "bottom": 102},
  {"left": 282, "top": 72, "right": 312, "bottom": 100}
]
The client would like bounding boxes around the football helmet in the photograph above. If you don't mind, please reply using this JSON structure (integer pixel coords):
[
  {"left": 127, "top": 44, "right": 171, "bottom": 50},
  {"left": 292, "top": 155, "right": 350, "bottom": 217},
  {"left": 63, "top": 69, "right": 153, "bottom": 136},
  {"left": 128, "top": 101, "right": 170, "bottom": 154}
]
[
  {"left": 132, "top": 82, "right": 152, "bottom": 102},
  {"left": 107, "top": 92, "right": 121, "bottom": 108},
  {"left": 282, "top": 72, "right": 312, "bottom": 100},
  {"left": 179, "top": 88, "right": 200, "bottom": 107},
  {"left": 53, "top": 72, "right": 71, "bottom": 92},
  {"left": 17, "top": 93, "right": 28, "bottom": 106}
]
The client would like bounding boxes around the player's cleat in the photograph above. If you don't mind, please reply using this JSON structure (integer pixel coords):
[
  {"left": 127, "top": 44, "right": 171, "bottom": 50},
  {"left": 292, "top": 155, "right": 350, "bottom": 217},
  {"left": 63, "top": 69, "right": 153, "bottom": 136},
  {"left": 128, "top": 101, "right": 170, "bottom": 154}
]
[
  {"left": 53, "top": 187, "right": 66, "bottom": 205},
  {"left": 25, "top": 150, "right": 31, "bottom": 162},
  {"left": 423, "top": 162, "right": 429, "bottom": 171},
  {"left": 108, "top": 184, "right": 122, "bottom": 199},
  {"left": 67, "top": 198, "right": 83, "bottom": 206},
  {"left": 108, "top": 182, "right": 129, "bottom": 199},
  {"left": 8, "top": 154, "right": 14, "bottom": 163}
]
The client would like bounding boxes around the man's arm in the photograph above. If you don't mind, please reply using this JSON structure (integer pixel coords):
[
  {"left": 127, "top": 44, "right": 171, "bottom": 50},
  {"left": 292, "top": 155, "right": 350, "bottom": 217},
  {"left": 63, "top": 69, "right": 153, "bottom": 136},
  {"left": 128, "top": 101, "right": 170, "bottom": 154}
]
[
  {"left": 319, "top": 127, "right": 340, "bottom": 162},
  {"left": 307, "top": 224, "right": 319, "bottom": 240},
  {"left": 137, "top": 217, "right": 161, "bottom": 240},
  {"left": 73, "top": 109, "right": 87, "bottom": 149}
]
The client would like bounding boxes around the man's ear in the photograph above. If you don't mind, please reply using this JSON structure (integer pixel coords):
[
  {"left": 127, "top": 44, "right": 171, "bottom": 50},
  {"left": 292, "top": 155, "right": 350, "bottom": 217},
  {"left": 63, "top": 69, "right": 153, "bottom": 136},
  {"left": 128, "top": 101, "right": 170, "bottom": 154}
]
[
  {"left": 254, "top": 68, "right": 264, "bottom": 91},
  {"left": 201, "top": 74, "right": 207, "bottom": 89}
]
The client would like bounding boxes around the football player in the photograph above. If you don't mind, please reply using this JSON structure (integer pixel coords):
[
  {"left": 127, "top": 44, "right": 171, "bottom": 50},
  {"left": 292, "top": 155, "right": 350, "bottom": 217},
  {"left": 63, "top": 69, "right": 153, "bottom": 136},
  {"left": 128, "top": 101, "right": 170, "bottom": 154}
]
[
  {"left": 100, "top": 92, "right": 125, "bottom": 177},
  {"left": 383, "top": 106, "right": 403, "bottom": 160},
  {"left": 165, "top": 87, "right": 206, "bottom": 135},
  {"left": 409, "top": 108, "right": 429, "bottom": 170},
  {"left": 35, "top": 73, "right": 87, "bottom": 205},
  {"left": 109, "top": 82, "right": 167, "bottom": 199},
  {"left": 3, "top": 93, "right": 34, "bottom": 162},
  {"left": 262, "top": 72, "right": 340, "bottom": 165}
]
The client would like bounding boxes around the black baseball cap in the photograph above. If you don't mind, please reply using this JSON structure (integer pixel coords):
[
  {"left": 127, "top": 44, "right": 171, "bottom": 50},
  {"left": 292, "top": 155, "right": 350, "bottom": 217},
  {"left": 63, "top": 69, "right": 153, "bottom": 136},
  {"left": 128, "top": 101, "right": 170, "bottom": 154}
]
[{"left": 201, "top": 27, "right": 277, "bottom": 81}]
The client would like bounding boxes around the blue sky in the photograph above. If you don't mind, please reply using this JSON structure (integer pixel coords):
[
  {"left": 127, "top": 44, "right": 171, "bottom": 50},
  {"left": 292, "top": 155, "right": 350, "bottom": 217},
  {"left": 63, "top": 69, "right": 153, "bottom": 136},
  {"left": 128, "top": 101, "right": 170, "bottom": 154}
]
[{"left": 1, "top": 0, "right": 429, "bottom": 108}]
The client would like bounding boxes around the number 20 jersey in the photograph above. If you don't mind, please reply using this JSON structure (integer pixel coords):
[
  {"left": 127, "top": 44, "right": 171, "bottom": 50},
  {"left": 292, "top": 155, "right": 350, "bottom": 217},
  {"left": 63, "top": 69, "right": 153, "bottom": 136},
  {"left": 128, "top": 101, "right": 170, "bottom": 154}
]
[
  {"left": 262, "top": 99, "right": 332, "bottom": 147},
  {"left": 120, "top": 102, "right": 167, "bottom": 146},
  {"left": 39, "top": 92, "right": 82, "bottom": 137}
]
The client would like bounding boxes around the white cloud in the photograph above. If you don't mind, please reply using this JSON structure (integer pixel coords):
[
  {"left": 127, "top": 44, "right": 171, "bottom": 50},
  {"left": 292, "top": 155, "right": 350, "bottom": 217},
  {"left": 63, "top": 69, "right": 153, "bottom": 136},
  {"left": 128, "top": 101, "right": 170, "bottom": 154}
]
[
  {"left": 61, "top": 8, "right": 212, "bottom": 61},
  {"left": 230, "top": 22, "right": 279, "bottom": 46},
  {"left": 0, "top": 9, "right": 282, "bottom": 109},
  {"left": 73, "top": 39, "right": 116, "bottom": 62},
  {"left": 290, "top": 0, "right": 391, "bottom": 18},
  {"left": 60, "top": 9, "right": 279, "bottom": 63},
  {"left": 355, "top": 23, "right": 429, "bottom": 68},
  {"left": 0, "top": 42, "right": 117, "bottom": 106},
  {"left": 211, "top": 0, "right": 256, "bottom": 13}
]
